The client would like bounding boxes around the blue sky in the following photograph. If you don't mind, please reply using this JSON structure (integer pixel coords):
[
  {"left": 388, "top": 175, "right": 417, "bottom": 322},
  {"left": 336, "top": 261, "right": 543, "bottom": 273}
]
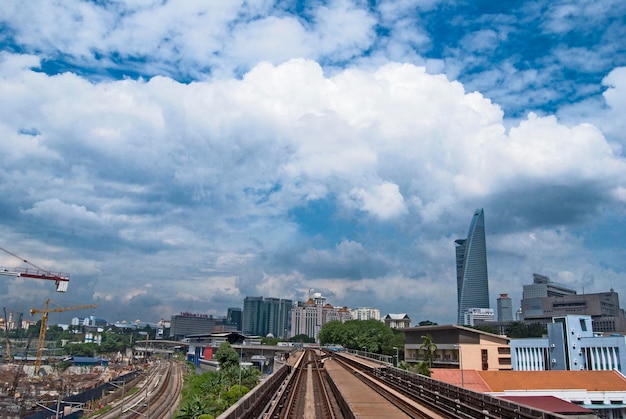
[{"left": 1, "top": 0, "right": 625, "bottom": 326}]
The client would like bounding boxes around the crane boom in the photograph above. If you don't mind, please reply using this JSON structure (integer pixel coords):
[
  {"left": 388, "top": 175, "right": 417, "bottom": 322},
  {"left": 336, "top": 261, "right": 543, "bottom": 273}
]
[
  {"left": 0, "top": 246, "right": 70, "bottom": 292},
  {"left": 30, "top": 299, "right": 98, "bottom": 374}
]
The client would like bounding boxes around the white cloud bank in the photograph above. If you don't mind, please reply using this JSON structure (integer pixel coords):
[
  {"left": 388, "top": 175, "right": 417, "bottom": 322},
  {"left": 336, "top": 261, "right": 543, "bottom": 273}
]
[{"left": 1, "top": 53, "right": 626, "bottom": 323}]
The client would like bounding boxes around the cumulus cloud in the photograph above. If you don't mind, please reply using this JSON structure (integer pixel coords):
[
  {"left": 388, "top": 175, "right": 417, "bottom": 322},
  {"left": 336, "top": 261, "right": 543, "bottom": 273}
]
[{"left": 1, "top": 1, "right": 626, "bottom": 325}]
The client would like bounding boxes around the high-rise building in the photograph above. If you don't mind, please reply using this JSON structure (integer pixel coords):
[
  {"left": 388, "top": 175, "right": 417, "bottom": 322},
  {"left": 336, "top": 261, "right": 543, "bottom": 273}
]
[
  {"left": 350, "top": 307, "right": 381, "bottom": 321},
  {"left": 226, "top": 307, "right": 242, "bottom": 331},
  {"left": 455, "top": 208, "right": 490, "bottom": 325},
  {"left": 242, "top": 296, "right": 264, "bottom": 336},
  {"left": 264, "top": 297, "right": 292, "bottom": 339},
  {"left": 291, "top": 292, "right": 352, "bottom": 341},
  {"left": 497, "top": 294, "right": 513, "bottom": 322},
  {"left": 242, "top": 296, "right": 292, "bottom": 339}
]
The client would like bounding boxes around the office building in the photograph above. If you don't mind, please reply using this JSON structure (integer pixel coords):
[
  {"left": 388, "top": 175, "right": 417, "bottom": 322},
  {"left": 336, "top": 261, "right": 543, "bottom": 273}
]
[
  {"left": 242, "top": 296, "right": 292, "bottom": 339},
  {"left": 226, "top": 307, "right": 242, "bottom": 331},
  {"left": 523, "top": 273, "right": 576, "bottom": 299},
  {"left": 455, "top": 208, "right": 490, "bottom": 325},
  {"left": 497, "top": 294, "right": 513, "bottom": 322},
  {"left": 264, "top": 297, "right": 292, "bottom": 339},
  {"left": 242, "top": 297, "right": 264, "bottom": 336},
  {"left": 170, "top": 312, "right": 217, "bottom": 340},
  {"left": 464, "top": 308, "right": 495, "bottom": 326},
  {"left": 521, "top": 274, "right": 626, "bottom": 332}
]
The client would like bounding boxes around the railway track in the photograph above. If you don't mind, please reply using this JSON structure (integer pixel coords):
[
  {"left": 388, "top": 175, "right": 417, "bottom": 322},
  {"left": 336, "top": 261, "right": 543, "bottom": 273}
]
[
  {"left": 259, "top": 349, "right": 438, "bottom": 419},
  {"left": 280, "top": 350, "right": 339, "bottom": 418},
  {"left": 222, "top": 349, "right": 570, "bottom": 419},
  {"left": 95, "top": 359, "right": 183, "bottom": 419}
]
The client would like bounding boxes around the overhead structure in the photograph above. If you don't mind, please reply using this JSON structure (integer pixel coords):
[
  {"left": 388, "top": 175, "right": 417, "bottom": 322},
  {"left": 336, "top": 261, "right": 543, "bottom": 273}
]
[
  {"left": 30, "top": 299, "right": 98, "bottom": 374},
  {"left": 3, "top": 307, "right": 10, "bottom": 361},
  {"left": 0, "top": 246, "right": 70, "bottom": 292}
]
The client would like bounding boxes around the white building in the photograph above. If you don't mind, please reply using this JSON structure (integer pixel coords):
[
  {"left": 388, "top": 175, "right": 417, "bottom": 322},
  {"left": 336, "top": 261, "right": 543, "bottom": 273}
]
[
  {"left": 510, "top": 315, "right": 626, "bottom": 374},
  {"left": 463, "top": 308, "right": 495, "bottom": 326},
  {"left": 291, "top": 293, "right": 352, "bottom": 341},
  {"left": 350, "top": 307, "right": 380, "bottom": 321},
  {"left": 383, "top": 313, "right": 411, "bottom": 329}
]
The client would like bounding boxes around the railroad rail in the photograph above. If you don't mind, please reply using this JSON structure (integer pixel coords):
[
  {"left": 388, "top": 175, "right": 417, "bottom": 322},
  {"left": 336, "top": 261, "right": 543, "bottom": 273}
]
[
  {"left": 333, "top": 351, "right": 569, "bottom": 419},
  {"left": 94, "top": 359, "right": 183, "bottom": 419},
  {"left": 264, "top": 349, "right": 341, "bottom": 418},
  {"left": 221, "top": 349, "right": 571, "bottom": 419}
]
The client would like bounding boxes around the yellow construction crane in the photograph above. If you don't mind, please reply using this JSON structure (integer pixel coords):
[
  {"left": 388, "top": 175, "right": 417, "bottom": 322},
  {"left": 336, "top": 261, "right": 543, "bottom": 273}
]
[{"left": 30, "top": 299, "right": 98, "bottom": 374}]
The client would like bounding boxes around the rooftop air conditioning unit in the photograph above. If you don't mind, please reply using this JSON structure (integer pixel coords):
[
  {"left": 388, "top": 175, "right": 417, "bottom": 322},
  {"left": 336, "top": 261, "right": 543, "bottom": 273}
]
[
  {"left": 551, "top": 359, "right": 557, "bottom": 364},
  {"left": 571, "top": 328, "right": 575, "bottom": 334}
]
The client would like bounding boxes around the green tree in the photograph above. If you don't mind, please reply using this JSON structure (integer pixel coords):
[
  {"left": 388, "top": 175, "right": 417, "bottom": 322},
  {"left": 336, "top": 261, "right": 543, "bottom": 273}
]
[
  {"left": 420, "top": 334, "right": 437, "bottom": 369},
  {"left": 63, "top": 342, "right": 99, "bottom": 357},
  {"left": 472, "top": 324, "right": 499, "bottom": 334},
  {"left": 261, "top": 336, "right": 280, "bottom": 346},
  {"left": 214, "top": 342, "right": 240, "bottom": 370},
  {"left": 318, "top": 319, "right": 395, "bottom": 353},
  {"left": 317, "top": 321, "right": 344, "bottom": 345},
  {"left": 289, "top": 333, "right": 315, "bottom": 343},
  {"left": 418, "top": 320, "right": 438, "bottom": 326},
  {"left": 506, "top": 322, "right": 545, "bottom": 338},
  {"left": 416, "top": 361, "right": 432, "bottom": 376}
]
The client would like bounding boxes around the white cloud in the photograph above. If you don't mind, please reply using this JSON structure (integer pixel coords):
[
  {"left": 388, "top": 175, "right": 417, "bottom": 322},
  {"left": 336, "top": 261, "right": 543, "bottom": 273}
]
[
  {"left": 1, "top": 48, "right": 626, "bottom": 324},
  {"left": 344, "top": 182, "right": 407, "bottom": 220}
]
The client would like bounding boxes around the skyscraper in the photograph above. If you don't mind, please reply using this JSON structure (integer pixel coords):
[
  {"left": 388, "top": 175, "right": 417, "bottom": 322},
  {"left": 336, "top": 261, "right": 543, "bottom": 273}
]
[
  {"left": 497, "top": 294, "right": 513, "bottom": 322},
  {"left": 455, "top": 208, "right": 490, "bottom": 325},
  {"left": 242, "top": 296, "right": 292, "bottom": 338}
]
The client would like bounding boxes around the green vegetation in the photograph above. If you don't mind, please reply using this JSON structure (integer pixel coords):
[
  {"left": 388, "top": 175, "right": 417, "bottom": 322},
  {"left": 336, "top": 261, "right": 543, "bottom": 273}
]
[
  {"left": 176, "top": 342, "right": 261, "bottom": 418},
  {"left": 261, "top": 336, "right": 281, "bottom": 346},
  {"left": 1, "top": 323, "right": 159, "bottom": 359},
  {"left": 506, "top": 321, "right": 545, "bottom": 338},
  {"left": 317, "top": 319, "right": 404, "bottom": 355},
  {"left": 398, "top": 334, "right": 437, "bottom": 377},
  {"left": 289, "top": 334, "right": 315, "bottom": 343}
]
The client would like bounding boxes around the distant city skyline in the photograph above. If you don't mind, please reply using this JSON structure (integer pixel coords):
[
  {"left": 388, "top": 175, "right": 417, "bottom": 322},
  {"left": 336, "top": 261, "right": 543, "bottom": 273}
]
[{"left": 1, "top": 2, "right": 625, "bottom": 326}]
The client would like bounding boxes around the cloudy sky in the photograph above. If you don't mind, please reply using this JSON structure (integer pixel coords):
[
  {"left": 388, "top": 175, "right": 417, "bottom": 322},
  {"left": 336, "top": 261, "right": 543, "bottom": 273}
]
[{"left": 1, "top": 0, "right": 625, "bottom": 327}]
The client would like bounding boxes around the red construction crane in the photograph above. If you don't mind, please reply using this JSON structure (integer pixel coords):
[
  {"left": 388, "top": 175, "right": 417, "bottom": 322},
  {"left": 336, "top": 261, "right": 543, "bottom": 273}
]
[{"left": 0, "top": 246, "right": 69, "bottom": 292}]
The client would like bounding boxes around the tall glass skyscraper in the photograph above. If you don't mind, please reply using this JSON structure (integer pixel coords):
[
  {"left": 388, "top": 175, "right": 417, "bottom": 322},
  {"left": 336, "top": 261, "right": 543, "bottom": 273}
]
[{"left": 455, "top": 208, "right": 490, "bottom": 325}]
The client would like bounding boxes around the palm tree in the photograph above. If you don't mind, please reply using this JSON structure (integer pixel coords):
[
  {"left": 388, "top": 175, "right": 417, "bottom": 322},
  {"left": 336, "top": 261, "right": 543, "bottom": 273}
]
[{"left": 420, "top": 334, "right": 437, "bottom": 369}]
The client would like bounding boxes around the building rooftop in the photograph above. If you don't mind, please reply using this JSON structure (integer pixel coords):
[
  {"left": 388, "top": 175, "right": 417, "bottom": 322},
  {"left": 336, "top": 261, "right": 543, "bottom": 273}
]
[
  {"left": 499, "top": 395, "right": 594, "bottom": 414},
  {"left": 432, "top": 369, "right": 626, "bottom": 393}
]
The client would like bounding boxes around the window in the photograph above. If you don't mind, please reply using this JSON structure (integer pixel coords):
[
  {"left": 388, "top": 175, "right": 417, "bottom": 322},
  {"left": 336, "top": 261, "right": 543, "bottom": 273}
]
[
  {"left": 481, "top": 349, "right": 488, "bottom": 370},
  {"left": 579, "top": 318, "right": 587, "bottom": 331}
]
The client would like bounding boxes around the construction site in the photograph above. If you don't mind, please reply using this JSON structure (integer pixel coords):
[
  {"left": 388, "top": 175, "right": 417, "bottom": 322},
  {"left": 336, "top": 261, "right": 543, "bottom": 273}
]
[{"left": 0, "top": 246, "right": 135, "bottom": 418}]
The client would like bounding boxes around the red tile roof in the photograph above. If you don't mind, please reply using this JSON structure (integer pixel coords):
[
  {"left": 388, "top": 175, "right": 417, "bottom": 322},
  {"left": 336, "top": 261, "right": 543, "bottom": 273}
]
[
  {"left": 477, "top": 370, "right": 626, "bottom": 392},
  {"left": 430, "top": 369, "right": 491, "bottom": 392},
  {"left": 499, "top": 395, "right": 594, "bottom": 414},
  {"left": 432, "top": 369, "right": 626, "bottom": 393}
]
